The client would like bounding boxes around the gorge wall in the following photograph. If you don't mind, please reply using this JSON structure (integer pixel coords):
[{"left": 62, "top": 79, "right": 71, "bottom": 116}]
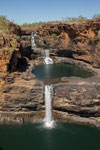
[
  {"left": 1, "top": 19, "right": 100, "bottom": 128},
  {"left": 0, "top": 22, "right": 21, "bottom": 72},
  {"left": 1, "top": 19, "right": 100, "bottom": 73},
  {"left": 36, "top": 19, "right": 100, "bottom": 68}
]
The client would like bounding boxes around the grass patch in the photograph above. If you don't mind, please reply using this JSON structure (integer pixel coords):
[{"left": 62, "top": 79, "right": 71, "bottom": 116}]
[
  {"left": 11, "top": 44, "right": 17, "bottom": 49},
  {"left": 88, "top": 36, "right": 94, "bottom": 40},
  {"left": 14, "top": 35, "right": 20, "bottom": 41},
  {"left": 95, "top": 35, "right": 100, "bottom": 41},
  {"left": 51, "top": 33, "right": 58, "bottom": 38},
  {"left": 0, "top": 16, "right": 10, "bottom": 34},
  {"left": 0, "top": 73, "right": 5, "bottom": 77},
  {"left": 0, "top": 90, "right": 3, "bottom": 94}
]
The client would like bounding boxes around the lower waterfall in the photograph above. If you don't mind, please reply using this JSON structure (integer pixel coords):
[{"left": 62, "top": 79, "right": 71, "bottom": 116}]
[{"left": 44, "top": 85, "right": 54, "bottom": 128}]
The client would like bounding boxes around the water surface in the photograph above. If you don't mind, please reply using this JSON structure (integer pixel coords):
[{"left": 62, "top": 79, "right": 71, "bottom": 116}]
[
  {"left": 33, "top": 63, "right": 93, "bottom": 80},
  {"left": 0, "top": 123, "right": 100, "bottom": 150}
]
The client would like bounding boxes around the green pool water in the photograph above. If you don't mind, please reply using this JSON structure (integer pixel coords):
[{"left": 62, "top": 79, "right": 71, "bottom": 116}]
[
  {"left": 33, "top": 63, "right": 93, "bottom": 80},
  {"left": 0, "top": 123, "right": 100, "bottom": 150}
]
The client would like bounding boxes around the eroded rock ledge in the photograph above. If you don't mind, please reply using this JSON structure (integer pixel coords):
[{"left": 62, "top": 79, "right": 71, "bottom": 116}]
[
  {"left": 36, "top": 19, "right": 100, "bottom": 68},
  {"left": 53, "top": 58, "right": 100, "bottom": 128},
  {"left": 1, "top": 20, "right": 100, "bottom": 129},
  {"left": 0, "top": 57, "right": 100, "bottom": 129}
]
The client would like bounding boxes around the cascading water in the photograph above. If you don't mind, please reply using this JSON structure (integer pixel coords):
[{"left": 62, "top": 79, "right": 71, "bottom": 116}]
[
  {"left": 44, "top": 50, "right": 53, "bottom": 64},
  {"left": 44, "top": 85, "right": 54, "bottom": 128},
  {"left": 31, "top": 32, "right": 36, "bottom": 49}
]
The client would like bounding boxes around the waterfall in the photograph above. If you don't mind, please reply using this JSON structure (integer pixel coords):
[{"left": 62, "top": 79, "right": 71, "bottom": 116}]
[
  {"left": 31, "top": 32, "right": 36, "bottom": 49},
  {"left": 44, "top": 50, "right": 53, "bottom": 64},
  {"left": 44, "top": 85, "right": 54, "bottom": 128}
]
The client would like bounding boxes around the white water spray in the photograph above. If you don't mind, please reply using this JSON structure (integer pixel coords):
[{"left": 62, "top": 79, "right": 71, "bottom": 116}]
[
  {"left": 44, "top": 50, "right": 53, "bottom": 64},
  {"left": 31, "top": 32, "right": 36, "bottom": 49},
  {"left": 44, "top": 85, "right": 54, "bottom": 128}
]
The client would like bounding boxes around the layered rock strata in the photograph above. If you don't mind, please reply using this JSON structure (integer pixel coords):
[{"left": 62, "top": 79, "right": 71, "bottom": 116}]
[
  {"left": 36, "top": 19, "right": 100, "bottom": 68},
  {"left": 0, "top": 58, "right": 100, "bottom": 129},
  {"left": 1, "top": 20, "right": 100, "bottom": 129}
]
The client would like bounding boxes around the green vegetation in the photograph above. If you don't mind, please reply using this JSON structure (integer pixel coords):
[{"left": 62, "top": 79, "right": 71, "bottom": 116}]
[
  {"left": 62, "top": 15, "right": 88, "bottom": 23},
  {"left": 88, "top": 35, "right": 100, "bottom": 42},
  {"left": 11, "top": 44, "right": 17, "bottom": 49},
  {"left": 0, "top": 91, "right": 3, "bottom": 94},
  {"left": 88, "top": 36, "right": 94, "bottom": 41},
  {"left": 14, "top": 35, "right": 20, "bottom": 41},
  {"left": 20, "top": 14, "right": 100, "bottom": 30},
  {"left": 95, "top": 35, "right": 100, "bottom": 41},
  {"left": 0, "top": 73, "right": 5, "bottom": 77},
  {"left": 21, "top": 21, "right": 62, "bottom": 29},
  {"left": 21, "top": 22, "right": 46, "bottom": 29},
  {"left": 0, "top": 14, "right": 100, "bottom": 31},
  {"left": 51, "top": 33, "right": 57, "bottom": 38},
  {"left": 0, "top": 15, "right": 9, "bottom": 33},
  {"left": 20, "top": 15, "right": 93, "bottom": 29}
]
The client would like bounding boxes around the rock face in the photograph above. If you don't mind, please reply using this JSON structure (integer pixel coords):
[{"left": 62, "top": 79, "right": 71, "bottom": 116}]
[
  {"left": 1, "top": 20, "right": 100, "bottom": 128},
  {"left": 53, "top": 78, "right": 100, "bottom": 125},
  {"left": 0, "top": 49, "right": 22, "bottom": 72},
  {"left": 0, "top": 61, "right": 45, "bottom": 124},
  {"left": 0, "top": 22, "right": 22, "bottom": 72},
  {"left": 0, "top": 57, "right": 100, "bottom": 128},
  {"left": 1, "top": 19, "right": 100, "bottom": 73},
  {"left": 0, "top": 24, "right": 35, "bottom": 72},
  {"left": 36, "top": 19, "right": 100, "bottom": 68},
  {"left": 20, "top": 28, "right": 35, "bottom": 59},
  {"left": 0, "top": 23, "right": 21, "bottom": 49}
]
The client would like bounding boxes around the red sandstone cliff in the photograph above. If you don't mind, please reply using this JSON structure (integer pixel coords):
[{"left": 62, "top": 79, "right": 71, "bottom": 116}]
[
  {"left": 1, "top": 19, "right": 100, "bottom": 74},
  {"left": 36, "top": 19, "right": 100, "bottom": 67},
  {"left": 0, "top": 22, "right": 21, "bottom": 72}
]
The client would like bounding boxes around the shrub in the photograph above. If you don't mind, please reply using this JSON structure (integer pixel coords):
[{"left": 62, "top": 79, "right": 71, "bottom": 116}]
[
  {"left": 0, "top": 91, "right": 3, "bottom": 94},
  {"left": 51, "top": 33, "right": 57, "bottom": 38},
  {"left": 11, "top": 44, "right": 16, "bottom": 49},
  {"left": 62, "top": 15, "right": 87, "bottom": 23},
  {"left": 14, "top": 35, "right": 20, "bottom": 40},
  {"left": 88, "top": 36, "right": 94, "bottom": 41},
  {"left": 95, "top": 35, "right": 100, "bottom": 41}
]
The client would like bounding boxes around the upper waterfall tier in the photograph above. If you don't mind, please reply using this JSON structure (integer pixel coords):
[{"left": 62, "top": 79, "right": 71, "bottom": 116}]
[{"left": 31, "top": 32, "right": 36, "bottom": 49}]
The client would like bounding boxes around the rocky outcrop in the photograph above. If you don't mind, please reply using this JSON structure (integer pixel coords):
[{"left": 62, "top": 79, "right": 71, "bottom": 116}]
[
  {"left": 0, "top": 57, "right": 100, "bottom": 128},
  {"left": 52, "top": 76, "right": 100, "bottom": 128},
  {"left": 0, "top": 22, "right": 21, "bottom": 49},
  {"left": 53, "top": 78, "right": 100, "bottom": 115},
  {"left": 0, "top": 49, "right": 22, "bottom": 72},
  {"left": 1, "top": 20, "right": 100, "bottom": 129},
  {"left": 36, "top": 19, "right": 100, "bottom": 68},
  {"left": 0, "top": 61, "right": 45, "bottom": 124},
  {"left": 0, "top": 22, "right": 22, "bottom": 72},
  {"left": 0, "top": 24, "right": 35, "bottom": 73}
]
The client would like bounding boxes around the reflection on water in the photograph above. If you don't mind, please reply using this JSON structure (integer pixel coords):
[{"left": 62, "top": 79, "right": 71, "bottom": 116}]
[
  {"left": 0, "top": 123, "right": 100, "bottom": 150},
  {"left": 33, "top": 63, "right": 93, "bottom": 80}
]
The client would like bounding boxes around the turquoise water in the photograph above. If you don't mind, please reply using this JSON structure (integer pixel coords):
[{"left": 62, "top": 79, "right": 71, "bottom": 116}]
[
  {"left": 0, "top": 123, "right": 100, "bottom": 150},
  {"left": 33, "top": 64, "right": 93, "bottom": 80}
]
